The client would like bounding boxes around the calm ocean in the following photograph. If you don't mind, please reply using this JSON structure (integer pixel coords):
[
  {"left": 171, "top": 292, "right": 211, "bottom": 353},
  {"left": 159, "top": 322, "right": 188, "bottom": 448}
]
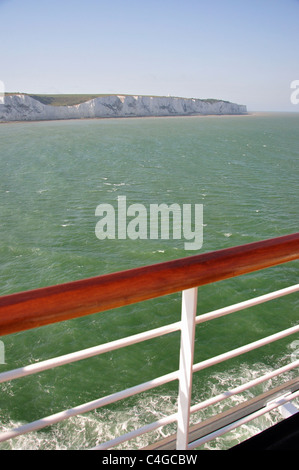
[{"left": 0, "top": 113, "right": 298, "bottom": 449}]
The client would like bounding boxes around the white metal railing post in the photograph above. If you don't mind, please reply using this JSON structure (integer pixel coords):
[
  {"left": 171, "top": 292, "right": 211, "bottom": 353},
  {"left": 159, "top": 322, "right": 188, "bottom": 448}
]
[{"left": 176, "top": 287, "right": 198, "bottom": 450}]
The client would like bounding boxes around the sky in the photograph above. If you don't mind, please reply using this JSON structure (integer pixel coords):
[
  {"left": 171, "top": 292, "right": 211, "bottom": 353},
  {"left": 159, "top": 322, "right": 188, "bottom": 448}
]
[{"left": 0, "top": 0, "right": 298, "bottom": 112}]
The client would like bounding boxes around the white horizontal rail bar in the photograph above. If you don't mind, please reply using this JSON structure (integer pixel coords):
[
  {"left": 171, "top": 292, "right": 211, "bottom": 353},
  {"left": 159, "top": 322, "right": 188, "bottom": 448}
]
[
  {"left": 193, "top": 325, "right": 299, "bottom": 374},
  {"left": 1, "top": 285, "right": 297, "bottom": 385},
  {"left": 195, "top": 284, "right": 299, "bottom": 325},
  {"left": 190, "top": 359, "right": 299, "bottom": 415},
  {"left": 0, "top": 321, "right": 182, "bottom": 384},
  {"left": 188, "top": 389, "right": 299, "bottom": 450},
  {"left": 0, "top": 370, "right": 179, "bottom": 443},
  {"left": 91, "top": 412, "right": 179, "bottom": 451},
  {"left": 90, "top": 359, "right": 299, "bottom": 451},
  {"left": 0, "top": 285, "right": 297, "bottom": 447}
]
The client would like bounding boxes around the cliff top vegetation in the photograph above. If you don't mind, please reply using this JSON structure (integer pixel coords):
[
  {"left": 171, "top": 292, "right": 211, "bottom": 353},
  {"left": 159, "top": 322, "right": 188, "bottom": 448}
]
[{"left": 4, "top": 93, "right": 231, "bottom": 107}]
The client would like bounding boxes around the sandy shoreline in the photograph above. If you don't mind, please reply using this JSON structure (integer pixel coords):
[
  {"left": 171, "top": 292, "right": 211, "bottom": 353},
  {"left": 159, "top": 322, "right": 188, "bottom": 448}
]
[
  {"left": 0, "top": 112, "right": 253, "bottom": 125},
  {"left": 2, "top": 111, "right": 297, "bottom": 125}
]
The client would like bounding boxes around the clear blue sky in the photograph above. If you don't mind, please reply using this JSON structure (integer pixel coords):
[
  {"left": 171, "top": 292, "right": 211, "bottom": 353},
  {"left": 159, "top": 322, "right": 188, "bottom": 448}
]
[{"left": 1, "top": 0, "right": 298, "bottom": 111}]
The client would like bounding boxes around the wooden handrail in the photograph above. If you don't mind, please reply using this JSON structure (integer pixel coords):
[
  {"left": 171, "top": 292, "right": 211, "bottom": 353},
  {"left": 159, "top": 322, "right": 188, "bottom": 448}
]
[{"left": 0, "top": 233, "right": 298, "bottom": 336}]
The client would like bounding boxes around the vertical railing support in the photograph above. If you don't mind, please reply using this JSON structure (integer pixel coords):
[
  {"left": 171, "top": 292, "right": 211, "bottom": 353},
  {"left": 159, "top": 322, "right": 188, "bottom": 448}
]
[{"left": 176, "top": 287, "right": 198, "bottom": 450}]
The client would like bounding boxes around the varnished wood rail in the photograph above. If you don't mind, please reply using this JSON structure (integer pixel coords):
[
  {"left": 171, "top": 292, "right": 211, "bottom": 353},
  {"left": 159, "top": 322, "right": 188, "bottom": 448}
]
[{"left": 0, "top": 233, "right": 298, "bottom": 336}]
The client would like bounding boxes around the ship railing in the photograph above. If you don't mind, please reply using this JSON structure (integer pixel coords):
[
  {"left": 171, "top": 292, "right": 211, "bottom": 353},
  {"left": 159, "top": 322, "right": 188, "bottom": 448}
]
[{"left": 0, "top": 233, "right": 298, "bottom": 450}]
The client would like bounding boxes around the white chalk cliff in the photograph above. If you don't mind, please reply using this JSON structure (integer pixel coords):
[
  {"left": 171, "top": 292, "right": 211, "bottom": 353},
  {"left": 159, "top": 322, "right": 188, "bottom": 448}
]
[{"left": 0, "top": 94, "right": 247, "bottom": 122}]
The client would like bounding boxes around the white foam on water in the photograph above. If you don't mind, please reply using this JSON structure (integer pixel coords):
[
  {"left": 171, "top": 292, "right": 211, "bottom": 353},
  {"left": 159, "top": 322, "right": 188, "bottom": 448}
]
[
  {"left": 1, "top": 358, "right": 297, "bottom": 450},
  {"left": 190, "top": 360, "right": 298, "bottom": 450},
  {"left": 0, "top": 394, "right": 177, "bottom": 450}
]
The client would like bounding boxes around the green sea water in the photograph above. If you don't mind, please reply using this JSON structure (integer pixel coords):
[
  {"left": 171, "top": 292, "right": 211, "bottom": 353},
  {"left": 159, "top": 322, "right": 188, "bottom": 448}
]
[{"left": 0, "top": 113, "right": 298, "bottom": 449}]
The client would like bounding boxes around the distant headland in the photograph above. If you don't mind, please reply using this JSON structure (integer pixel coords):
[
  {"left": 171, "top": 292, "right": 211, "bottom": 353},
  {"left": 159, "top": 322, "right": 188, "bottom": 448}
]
[{"left": 0, "top": 93, "right": 247, "bottom": 122}]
